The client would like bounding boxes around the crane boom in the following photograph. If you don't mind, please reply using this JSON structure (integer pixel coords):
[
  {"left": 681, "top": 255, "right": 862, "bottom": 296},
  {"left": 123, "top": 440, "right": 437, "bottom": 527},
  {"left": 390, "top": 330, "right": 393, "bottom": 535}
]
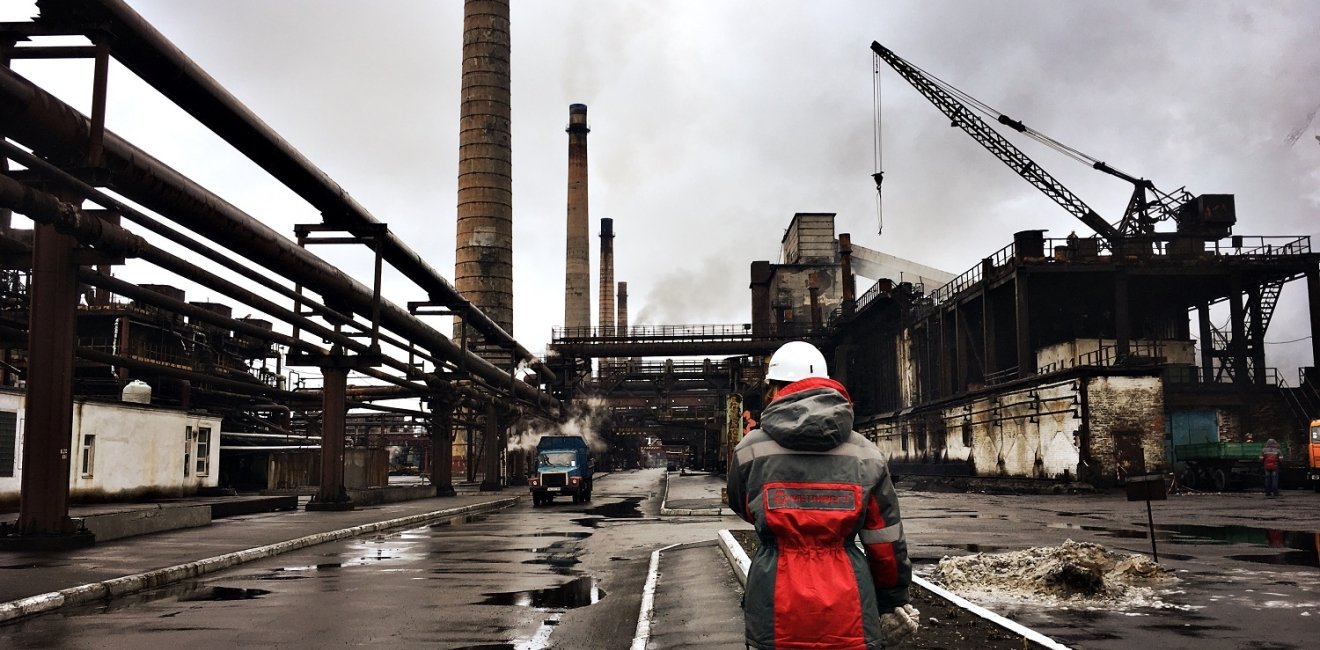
[{"left": 870, "top": 41, "right": 1123, "bottom": 243}]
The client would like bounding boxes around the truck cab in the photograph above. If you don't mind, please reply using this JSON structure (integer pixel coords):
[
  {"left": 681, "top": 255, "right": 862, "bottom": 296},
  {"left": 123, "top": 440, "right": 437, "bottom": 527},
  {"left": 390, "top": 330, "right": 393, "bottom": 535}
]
[{"left": 528, "top": 435, "right": 594, "bottom": 506}]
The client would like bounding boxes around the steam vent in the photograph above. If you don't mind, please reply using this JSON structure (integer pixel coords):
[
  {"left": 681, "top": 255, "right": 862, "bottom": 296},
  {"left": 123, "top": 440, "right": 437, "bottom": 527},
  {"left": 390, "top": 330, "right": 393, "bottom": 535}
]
[
  {"left": 454, "top": 0, "right": 513, "bottom": 338},
  {"left": 564, "top": 103, "right": 591, "bottom": 331}
]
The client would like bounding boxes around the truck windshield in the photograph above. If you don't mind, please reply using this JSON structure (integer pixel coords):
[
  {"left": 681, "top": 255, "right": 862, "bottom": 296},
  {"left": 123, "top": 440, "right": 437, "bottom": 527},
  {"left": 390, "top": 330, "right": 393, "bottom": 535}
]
[
  {"left": 1312, "top": 425, "right": 1320, "bottom": 443},
  {"left": 539, "top": 452, "right": 578, "bottom": 467}
]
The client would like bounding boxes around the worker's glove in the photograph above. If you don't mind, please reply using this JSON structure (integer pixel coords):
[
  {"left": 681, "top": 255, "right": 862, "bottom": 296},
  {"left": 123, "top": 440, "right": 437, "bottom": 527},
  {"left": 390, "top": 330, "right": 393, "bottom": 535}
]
[{"left": 879, "top": 603, "right": 920, "bottom": 646}]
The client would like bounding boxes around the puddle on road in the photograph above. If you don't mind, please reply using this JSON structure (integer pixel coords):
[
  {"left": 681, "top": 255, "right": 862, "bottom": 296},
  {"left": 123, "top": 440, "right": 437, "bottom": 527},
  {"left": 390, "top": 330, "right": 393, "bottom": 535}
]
[
  {"left": 571, "top": 497, "right": 644, "bottom": 528},
  {"left": 480, "top": 576, "right": 605, "bottom": 609},
  {"left": 178, "top": 586, "right": 271, "bottom": 602},
  {"left": 429, "top": 514, "right": 489, "bottom": 529}
]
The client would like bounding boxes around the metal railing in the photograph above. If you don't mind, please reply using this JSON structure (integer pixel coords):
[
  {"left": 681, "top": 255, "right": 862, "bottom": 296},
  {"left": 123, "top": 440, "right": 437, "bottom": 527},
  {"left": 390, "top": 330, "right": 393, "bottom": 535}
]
[{"left": 552, "top": 322, "right": 827, "bottom": 343}]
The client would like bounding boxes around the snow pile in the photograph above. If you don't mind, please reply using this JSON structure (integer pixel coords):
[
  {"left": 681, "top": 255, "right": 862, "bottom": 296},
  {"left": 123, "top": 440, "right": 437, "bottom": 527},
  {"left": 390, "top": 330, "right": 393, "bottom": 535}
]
[{"left": 930, "top": 539, "right": 1178, "bottom": 609}]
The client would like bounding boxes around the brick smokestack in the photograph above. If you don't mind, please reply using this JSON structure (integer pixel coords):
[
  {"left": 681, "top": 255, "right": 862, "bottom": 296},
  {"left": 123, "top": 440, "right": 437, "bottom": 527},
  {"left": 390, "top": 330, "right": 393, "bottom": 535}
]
[
  {"left": 564, "top": 103, "right": 591, "bottom": 331},
  {"left": 617, "top": 281, "right": 628, "bottom": 335},
  {"left": 598, "top": 218, "right": 614, "bottom": 336},
  {"left": 454, "top": 0, "right": 513, "bottom": 341}
]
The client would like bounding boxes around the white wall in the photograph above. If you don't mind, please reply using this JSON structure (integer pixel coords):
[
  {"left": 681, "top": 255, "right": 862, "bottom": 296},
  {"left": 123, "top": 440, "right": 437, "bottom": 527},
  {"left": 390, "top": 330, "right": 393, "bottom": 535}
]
[{"left": 0, "top": 389, "right": 220, "bottom": 501}]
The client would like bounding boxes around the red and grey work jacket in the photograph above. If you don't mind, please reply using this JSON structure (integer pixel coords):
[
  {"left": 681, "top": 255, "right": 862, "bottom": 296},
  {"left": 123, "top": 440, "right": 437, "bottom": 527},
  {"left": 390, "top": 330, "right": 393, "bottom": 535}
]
[{"left": 727, "top": 378, "right": 911, "bottom": 650}]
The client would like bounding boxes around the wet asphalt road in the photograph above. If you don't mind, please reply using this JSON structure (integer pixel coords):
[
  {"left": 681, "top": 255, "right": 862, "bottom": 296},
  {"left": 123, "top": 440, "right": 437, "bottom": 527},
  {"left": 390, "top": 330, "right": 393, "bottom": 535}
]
[
  {"left": 901, "top": 485, "right": 1320, "bottom": 650},
  {"left": 0, "top": 469, "right": 735, "bottom": 650}
]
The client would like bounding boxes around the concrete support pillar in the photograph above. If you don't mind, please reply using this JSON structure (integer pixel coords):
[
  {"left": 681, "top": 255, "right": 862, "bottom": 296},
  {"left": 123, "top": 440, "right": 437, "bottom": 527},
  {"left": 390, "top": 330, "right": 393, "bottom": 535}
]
[
  {"left": 10, "top": 222, "right": 88, "bottom": 547},
  {"left": 1228, "top": 275, "right": 1249, "bottom": 385},
  {"left": 429, "top": 399, "right": 456, "bottom": 497},
  {"left": 1197, "top": 303, "right": 1215, "bottom": 383},
  {"left": 480, "top": 402, "right": 503, "bottom": 491},
  {"left": 308, "top": 365, "right": 352, "bottom": 510},
  {"left": 1115, "top": 272, "right": 1130, "bottom": 362}
]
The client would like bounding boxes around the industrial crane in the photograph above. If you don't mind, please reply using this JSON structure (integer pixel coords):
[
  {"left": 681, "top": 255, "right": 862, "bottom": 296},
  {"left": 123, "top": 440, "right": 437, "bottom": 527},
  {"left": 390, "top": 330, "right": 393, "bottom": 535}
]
[{"left": 869, "top": 41, "right": 1234, "bottom": 246}]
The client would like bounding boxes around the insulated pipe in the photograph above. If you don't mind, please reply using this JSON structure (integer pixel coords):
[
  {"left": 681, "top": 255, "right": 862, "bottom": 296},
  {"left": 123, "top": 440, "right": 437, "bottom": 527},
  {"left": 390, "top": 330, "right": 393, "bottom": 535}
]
[
  {"left": 34, "top": 0, "right": 555, "bottom": 383},
  {"left": 0, "top": 140, "right": 447, "bottom": 375},
  {"left": 0, "top": 66, "right": 558, "bottom": 413},
  {"left": 0, "top": 172, "right": 511, "bottom": 410}
]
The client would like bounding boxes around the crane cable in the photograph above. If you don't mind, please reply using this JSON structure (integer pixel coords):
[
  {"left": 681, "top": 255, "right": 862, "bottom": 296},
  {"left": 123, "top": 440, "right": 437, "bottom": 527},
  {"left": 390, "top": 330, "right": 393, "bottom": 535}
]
[
  {"left": 897, "top": 51, "right": 1149, "bottom": 183},
  {"left": 872, "top": 53, "right": 884, "bottom": 236}
]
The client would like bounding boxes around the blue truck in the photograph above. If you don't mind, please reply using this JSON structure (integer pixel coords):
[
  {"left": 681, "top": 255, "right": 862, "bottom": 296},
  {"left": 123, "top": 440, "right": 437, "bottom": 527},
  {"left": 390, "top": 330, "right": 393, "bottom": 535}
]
[{"left": 529, "top": 435, "right": 593, "bottom": 506}]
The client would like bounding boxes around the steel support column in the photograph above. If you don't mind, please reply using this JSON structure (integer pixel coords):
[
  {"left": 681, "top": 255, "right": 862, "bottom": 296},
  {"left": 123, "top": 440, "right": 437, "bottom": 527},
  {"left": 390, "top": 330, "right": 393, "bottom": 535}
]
[
  {"left": 429, "top": 398, "right": 456, "bottom": 497},
  {"left": 1246, "top": 283, "right": 1267, "bottom": 386},
  {"left": 1308, "top": 267, "right": 1320, "bottom": 382},
  {"left": 1015, "top": 273, "right": 1033, "bottom": 377},
  {"left": 12, "top": 222, "right": 89, "bottom": 546},
  {"left": 1197, "top": 303, "right": 1214, "bottom": 383},
  {"left": 480, "top": 402, "right": 503, "bottom": 491},
  {"left": 307, "top": 364, "right": 353, "bottom": 511},
  {"left": 1228, "top": 275, "right": 1249, "bottom": 385},
  {"left": 1115, "top": 271, "right": 1130, "bottom": 361}
]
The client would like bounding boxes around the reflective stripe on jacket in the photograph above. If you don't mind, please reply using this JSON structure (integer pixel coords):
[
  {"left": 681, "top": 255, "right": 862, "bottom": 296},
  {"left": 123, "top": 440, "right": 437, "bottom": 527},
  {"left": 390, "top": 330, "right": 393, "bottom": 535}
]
[{"left": 727, "top": 378, "right": 911, "bottom": 650}]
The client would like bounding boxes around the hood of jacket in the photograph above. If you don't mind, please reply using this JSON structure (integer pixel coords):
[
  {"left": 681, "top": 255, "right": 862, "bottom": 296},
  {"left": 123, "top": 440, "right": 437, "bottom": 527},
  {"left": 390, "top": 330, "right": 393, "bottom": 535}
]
[{"left": 759, "top": 377, "right": 854, "bottom": 452}]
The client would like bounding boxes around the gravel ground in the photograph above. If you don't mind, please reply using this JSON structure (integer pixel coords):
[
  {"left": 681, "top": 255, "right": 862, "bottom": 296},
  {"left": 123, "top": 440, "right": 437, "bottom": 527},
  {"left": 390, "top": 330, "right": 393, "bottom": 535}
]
[{"left": 727, "top": 529, "right": 1052, "bottom": 649}]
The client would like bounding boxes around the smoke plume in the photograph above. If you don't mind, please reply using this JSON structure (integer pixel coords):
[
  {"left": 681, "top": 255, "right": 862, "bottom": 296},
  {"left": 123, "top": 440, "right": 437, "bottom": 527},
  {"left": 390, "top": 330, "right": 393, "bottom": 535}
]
[{"left": 507, "top": 395, "right": 611, "bottom": 453}]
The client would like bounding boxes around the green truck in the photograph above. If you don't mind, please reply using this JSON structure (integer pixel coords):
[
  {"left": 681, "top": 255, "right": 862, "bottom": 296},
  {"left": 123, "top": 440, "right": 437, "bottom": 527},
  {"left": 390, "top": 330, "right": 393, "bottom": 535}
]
[{"left": 1174, "top": 441, "right": 1272, "bottom": 492}]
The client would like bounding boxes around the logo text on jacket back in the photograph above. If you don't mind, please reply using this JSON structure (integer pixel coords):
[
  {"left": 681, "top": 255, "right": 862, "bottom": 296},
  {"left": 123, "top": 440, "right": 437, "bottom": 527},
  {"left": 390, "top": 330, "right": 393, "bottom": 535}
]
[{"left": 766, "top": 487, "right": 857, "bottom": 511}]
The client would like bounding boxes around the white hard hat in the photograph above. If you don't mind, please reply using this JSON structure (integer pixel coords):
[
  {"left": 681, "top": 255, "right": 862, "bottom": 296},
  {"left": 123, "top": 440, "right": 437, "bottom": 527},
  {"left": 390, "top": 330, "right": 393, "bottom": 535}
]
[{"left": 766, "top": 341, "right": 829, "bottom": 383}]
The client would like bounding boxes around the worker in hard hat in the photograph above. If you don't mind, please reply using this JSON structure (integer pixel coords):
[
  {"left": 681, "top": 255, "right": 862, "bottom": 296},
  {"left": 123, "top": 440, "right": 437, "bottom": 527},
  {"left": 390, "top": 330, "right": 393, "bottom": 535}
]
[{"left": 727, "top": 341, "right": 918, "bottom": 649}]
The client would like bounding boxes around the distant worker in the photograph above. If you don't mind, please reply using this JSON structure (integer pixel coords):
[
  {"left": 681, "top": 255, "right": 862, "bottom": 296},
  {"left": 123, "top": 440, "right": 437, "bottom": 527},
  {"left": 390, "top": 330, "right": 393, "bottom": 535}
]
[
  {"left": 728, "top": 341, "right": 918, "bottom": 649},
  {"left": 1261, "top": 438, "right": 1281, "bottom": 497}
]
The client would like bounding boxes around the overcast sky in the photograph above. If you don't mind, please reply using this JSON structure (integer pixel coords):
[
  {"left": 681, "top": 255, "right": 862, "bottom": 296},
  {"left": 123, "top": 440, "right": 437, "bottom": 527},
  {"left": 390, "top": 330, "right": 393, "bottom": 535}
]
[{"left": 3, "top": 1, "right": 1318, "bottom": 378}]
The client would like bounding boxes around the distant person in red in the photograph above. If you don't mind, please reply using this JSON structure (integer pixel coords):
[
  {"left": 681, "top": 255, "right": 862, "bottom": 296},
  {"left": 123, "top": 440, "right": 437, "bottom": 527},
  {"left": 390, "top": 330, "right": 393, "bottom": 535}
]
[
  {"left": 1261, "top": 438, "right": 1281, "bottom": 497},
  {"left": 728, "top": 341, "right": 918, "bottom": 649}
]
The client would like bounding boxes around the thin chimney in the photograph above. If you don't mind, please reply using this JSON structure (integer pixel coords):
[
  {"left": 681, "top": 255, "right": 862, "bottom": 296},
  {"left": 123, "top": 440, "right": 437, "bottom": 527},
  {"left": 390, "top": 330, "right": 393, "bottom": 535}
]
[
  {"left": 564, "top": 103, "right": 591, "bottom": 332},
  {"left": 599, "top": 218, "right": 615, "bottom": 336}
]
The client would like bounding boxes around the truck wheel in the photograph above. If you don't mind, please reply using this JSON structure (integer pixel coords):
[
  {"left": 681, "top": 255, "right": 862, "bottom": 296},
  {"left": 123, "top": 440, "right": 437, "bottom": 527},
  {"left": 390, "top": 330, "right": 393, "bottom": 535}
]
[
  {"left": 1212, "top": 469, "right": 1228, "bottom": 492},
  {"left": 531, "top": 493, "right": 541, "bottom": 507}
]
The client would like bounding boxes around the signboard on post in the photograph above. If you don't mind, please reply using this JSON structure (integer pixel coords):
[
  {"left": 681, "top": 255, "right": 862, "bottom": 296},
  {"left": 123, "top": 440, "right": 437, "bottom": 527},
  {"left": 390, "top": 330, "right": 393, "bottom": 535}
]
[{"left": 1125, "top": 474, "right": 1168, "bottom": 563}]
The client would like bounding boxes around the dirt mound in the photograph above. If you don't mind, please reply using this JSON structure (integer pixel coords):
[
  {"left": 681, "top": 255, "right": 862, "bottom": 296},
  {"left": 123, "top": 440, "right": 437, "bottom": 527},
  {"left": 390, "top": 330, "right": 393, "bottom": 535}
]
[{"left": 929, "top": 539, "right": 1177, "bottom": 609}]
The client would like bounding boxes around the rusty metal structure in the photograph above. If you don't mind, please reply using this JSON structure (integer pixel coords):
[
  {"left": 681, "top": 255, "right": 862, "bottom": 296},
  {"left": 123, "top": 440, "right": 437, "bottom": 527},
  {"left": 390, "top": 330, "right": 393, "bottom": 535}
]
[{"left": 0, "top": 0, "right": 558, "bottom": 546}]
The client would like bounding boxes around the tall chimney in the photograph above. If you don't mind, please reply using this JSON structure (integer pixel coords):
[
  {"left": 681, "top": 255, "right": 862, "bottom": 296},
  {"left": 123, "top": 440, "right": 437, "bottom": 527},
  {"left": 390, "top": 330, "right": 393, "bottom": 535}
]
[
  {"left": 564, "top": 103, "right": 591, "bottom": 332},
  {"left": 454, "top": 0, "right": 513, "bottom": 343},
  {"left": 617, "top": 281, "right": 629, "bottom": 336},
  {"left": 598, "top": 218, "right": 614, "bottom": 336}
]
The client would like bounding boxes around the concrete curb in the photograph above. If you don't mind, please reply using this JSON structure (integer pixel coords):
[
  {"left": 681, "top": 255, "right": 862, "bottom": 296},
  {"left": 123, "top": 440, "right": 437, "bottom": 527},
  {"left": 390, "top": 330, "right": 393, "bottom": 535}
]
[
  {"left": 0, "top": 496, "right": 520, "bottom": 624},
  {"left": 658, "top": 471, "right": 735, "bottom": 517},
  {"left": 715, "top": 528, "right": 1072, "bottom": 650},
  {"left": 630, "top": 539, "right": 717, "bottom": 650}
]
